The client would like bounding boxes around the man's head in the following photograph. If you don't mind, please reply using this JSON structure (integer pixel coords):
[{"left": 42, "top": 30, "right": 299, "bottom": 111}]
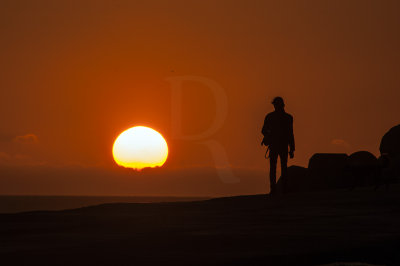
[{"left": 272, "top": 97, "right": 285, "bottom": 110}]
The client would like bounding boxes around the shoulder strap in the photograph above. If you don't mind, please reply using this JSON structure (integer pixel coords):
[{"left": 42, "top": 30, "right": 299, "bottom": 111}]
[{"left": 265, "top": 146, "right": 270, "bottom": 159}]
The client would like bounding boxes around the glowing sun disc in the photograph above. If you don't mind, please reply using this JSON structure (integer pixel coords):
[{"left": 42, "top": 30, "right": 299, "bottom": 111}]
[{"left": 112, "top": 126, "right": 168, "bottom": 170}]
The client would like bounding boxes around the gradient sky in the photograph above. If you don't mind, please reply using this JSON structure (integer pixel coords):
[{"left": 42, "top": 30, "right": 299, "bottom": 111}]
[{"left": 1, "top": 0, "right": 399, "bottom": 196}]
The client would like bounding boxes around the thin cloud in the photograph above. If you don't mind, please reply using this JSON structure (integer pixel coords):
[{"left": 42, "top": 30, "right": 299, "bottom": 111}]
[
  {"left": 331, "top": 139, "right": 350, "bottom": 149},
  {"left": 13, "top": 134, "right": 39, "bottom": 144}
]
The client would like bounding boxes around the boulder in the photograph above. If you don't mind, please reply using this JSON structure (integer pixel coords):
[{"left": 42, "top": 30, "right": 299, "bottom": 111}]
[
  {"left": 347, "top": 151, "right": 378, "bottom": 167},
  {"left": 379, "top": 154, "right": 400, "bottom": 187},
  {"left": 379, "top": 124, "right": 400, "bottom": 187},
  {"left": 276, "top": 165, "right": 309, "bottom": 193},
  {"left": 308, "top": 153, "right": 349, "bottom": 190},
  {"left": 346, "top": 151, "right": 379, "bottom": 188},
  {"left": 380, "top": 124, "right": 400, "bottom": 157}
]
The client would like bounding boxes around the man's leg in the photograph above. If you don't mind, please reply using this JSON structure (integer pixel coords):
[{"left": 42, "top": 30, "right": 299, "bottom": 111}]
[
  {"left": 280, "top": 150, "right": 289, "bottom": 193},
  {"left": 269, "top": 150, "right": 278, "bottom": 194}
]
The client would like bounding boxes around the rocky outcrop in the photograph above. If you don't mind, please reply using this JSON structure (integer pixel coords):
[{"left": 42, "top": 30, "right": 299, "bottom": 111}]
[
  {"left": 308, "top": 153, "right": 349, "bottom": 190},
  {"left": 276, "top": 165, "right": 309, "bottom": 193},
  {"left": 380, "top": 124, "right": 400, "bottom": 157},
  {"left": 346, "top": 151, "right": 379, "bottom": 188},
  {"left": 379, "top": 124, "right": 400, "bottom": 186},
  {"left": 273, "top": 123, "right": 400, "bottom": 193}
]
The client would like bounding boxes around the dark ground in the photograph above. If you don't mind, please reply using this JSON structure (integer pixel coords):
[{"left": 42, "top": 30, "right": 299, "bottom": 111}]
[
  {"left": 0, "top": 196, "right": 209, "bottom": 213},
  {"left": 2, "top": 185, "right": 400, "bottom": 266}
]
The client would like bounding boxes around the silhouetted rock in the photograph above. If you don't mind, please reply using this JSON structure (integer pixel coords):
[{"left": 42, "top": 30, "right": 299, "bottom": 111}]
[
  {"left": 346, "top": 151, "right": 379, "bottom": 188},
  {"left": 347, "top": 151, "right": 377, "bottom": 167},
  {"left": 380, "top": 124, "right": 400, "bottom": 157},
  {"left": 308, "top": 153, "right": 349, "bottom": 190},
  {"left": 277, "top": 165, "right": 309, "bottom": 193},
  {"left": 378, "top": 124, "right": 400, "bottom": 187},
  {"left": 379, "top": 154, "right": 400, "bottom": 187}
]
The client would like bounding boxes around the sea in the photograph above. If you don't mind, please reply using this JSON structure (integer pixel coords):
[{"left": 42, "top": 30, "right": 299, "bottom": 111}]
[{"left": 0, "top": 195, "right": 209, "bottom": 213}]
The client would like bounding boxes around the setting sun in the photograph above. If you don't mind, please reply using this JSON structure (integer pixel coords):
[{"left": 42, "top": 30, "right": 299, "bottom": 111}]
[{"left": 112, "top": 126, "right": 168, "bottom": 170}]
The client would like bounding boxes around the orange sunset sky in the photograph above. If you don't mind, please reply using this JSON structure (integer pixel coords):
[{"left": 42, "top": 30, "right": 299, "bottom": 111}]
[{"left": 1, "top": 0, "right": 399, "bottom": 196}]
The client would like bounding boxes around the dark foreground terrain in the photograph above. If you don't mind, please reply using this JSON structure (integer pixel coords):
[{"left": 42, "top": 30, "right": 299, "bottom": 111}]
[{"left": 2, "top": 185, "right": 400, "bottom": 266}]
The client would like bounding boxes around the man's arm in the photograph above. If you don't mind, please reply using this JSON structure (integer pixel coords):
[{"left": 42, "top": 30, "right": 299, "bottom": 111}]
[{"left": 289, "top": 115, "right": 295, "bottom": 155}]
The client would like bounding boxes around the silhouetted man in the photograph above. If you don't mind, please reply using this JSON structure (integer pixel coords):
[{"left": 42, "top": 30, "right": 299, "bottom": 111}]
[{"left": 261, "top": 97, "right": 295, "bottom": 195}]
